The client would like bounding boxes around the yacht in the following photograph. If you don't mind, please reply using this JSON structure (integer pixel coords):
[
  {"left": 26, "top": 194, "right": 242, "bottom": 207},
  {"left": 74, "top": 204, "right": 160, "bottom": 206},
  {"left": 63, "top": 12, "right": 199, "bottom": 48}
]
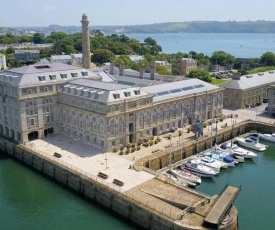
[
  {"left": 194, "top": 156, "right": 224, "bottom": 172},
  {"left": 182, "top": 160, "right": 218, "bottom": 177},
  {"left": 258, "top": 133, "right": 275, "bottom": 143},
  {"left": 202, "top": 149, "right": 236, "bottom": 167},
  {"left": 219, "top": 142, "right": 257, "bottom": 159},
  {"left": 170, "top": 168, "right": 201, "bottom": 185},
  {"left": 236, "top": 136, "right": 267, "bottom": 151}
]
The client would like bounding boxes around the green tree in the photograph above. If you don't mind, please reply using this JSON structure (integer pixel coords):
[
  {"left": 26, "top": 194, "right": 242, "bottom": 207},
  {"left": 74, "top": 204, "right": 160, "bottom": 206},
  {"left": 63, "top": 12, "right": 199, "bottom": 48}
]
[
  {"left": 33, "top": 33, "right": 44, "bottom": 44},
  {"left": 210, "top": 51, "right": 235, "bottom": 66},
  {"left": 114, "top": 55, "right": 132, "bottom": 68},
  {"left": 156, "top": 65, "right": 172, "bottom": 75},
  {"left": 92, "top": 49, "right": 115, "bottom": 65},
  {"left": 49, "top": 31, "right": 67, "bottom": 42},
  {"left": 260, "top": 52, "right": 275, "bottom": 66},
  {"left": 187, "top": 69, "right": 211, "bottom": 83},
  {"left": 19, "top": 35, "right": 33, "bottom": 43},
  {"left": 91, "top": 30, "right": 104, "bottom": 37},
  {"left": 144, "top": 37, "right": 157, "bottom": 46},
  {"left": 238, "top": 69, "right": 249, "bottom": 75},
  {"left": 5, "top": 47, "right": 15, "bottom": 54}
]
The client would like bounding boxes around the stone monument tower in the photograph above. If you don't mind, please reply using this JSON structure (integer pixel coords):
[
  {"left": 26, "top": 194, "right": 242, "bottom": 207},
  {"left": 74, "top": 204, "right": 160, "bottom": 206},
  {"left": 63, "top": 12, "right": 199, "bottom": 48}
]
[{"left": 81, "top": 14, "right": 91, "bottom": 69}]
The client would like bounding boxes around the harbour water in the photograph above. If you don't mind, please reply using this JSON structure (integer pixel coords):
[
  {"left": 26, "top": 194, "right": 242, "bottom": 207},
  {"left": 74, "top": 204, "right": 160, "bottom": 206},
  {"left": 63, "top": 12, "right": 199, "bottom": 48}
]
[
  {"left": 0, "top": 152, "right": 135, "bottom": 230},
  {"left": 0, "top": 142, "right": 275, "bottom": 229},
  {"left": 126, "top": 33, "right": 275, "bottom": 58}
]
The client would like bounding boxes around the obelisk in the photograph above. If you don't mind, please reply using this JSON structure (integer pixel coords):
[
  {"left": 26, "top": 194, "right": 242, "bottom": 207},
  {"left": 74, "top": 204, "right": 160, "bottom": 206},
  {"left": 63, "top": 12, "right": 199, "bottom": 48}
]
[{"left": 81, "top": 14, "right": 91, "bottom": 69}]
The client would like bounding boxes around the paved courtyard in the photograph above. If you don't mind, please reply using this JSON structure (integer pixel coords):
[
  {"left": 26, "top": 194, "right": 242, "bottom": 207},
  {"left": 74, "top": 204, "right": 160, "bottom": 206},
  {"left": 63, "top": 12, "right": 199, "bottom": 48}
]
[{"left": 25, "top": 105, "right": 275, "bottom": 191}]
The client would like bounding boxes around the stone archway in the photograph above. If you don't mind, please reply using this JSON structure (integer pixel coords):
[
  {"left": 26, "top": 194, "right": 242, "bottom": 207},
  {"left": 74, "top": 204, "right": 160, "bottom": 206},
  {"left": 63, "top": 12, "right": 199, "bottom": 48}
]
[
  {"left": 28, "top": 131, "right": 39, "bottom": 141},
  {"left": 44, "top": 127, "right": 54, "bottom": 137}
]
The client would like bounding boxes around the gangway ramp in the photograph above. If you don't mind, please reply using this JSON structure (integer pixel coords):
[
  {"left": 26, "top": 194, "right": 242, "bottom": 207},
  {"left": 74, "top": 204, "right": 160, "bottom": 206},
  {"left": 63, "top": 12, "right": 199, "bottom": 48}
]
[{"left": 204, "top": 185, "right": 241, "bottom": 228}]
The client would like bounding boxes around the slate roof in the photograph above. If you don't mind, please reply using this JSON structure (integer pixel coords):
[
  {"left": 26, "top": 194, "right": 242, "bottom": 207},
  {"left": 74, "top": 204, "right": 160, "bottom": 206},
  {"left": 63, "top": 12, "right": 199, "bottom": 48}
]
[
  {"left": 0, "top": 63, "right": 112, "bottom": 87},
  {"left": 221, "top": 70, "right": 275, "bottom": 90}
]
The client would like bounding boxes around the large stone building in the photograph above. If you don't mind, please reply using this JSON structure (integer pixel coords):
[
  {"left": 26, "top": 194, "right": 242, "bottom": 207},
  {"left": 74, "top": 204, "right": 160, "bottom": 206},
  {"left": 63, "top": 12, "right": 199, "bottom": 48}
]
[
  {"left": 177, "top": 58, "right": 197, "bottom": 75},
  {"left": 221, "top": 71, "right": 275, "bottom": 109},
  {"left": 15, "top": 50, "right": 40, "bottom": 61},
  {"left": 0, "top": 63, "right": 103, "bottom": 143},
  {"left": 0, "top": 62, "right": 223, "bottom": 149}
]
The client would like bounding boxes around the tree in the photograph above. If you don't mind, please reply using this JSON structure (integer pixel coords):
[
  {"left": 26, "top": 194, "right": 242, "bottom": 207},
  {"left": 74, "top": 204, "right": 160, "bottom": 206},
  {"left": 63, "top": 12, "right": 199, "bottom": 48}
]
[
  {"left": 238, "top": 69, "right": 249, "bottom": 75},
  {"left": 92, "top": 49, "right": 115, "bottom": 65},
  {"left": 260, "top": 52, "right": 275, "bottom": 66},
  {"left": 5, "top": 47, "right": 15, "bottom": 54},
  {"left": 186, "top": 69, "right": 211, "bottom": 83},
  {"left": 156, "top": 65, "right": 172, "bottom": 75},
  {"left": 210, "top": 51, "right": 235, "bottom": 66},
  {"left": 144, "top": 37, "right": 157, "bottom": 46},
  {"left": 91, "top": 30, "right": 104, "bottom": 37},
  {"left": 33, "top": 33, "right": 44, "bottom": 44},
  {"left": 48, "top": 31, "right": 67, "bottom": 42}
]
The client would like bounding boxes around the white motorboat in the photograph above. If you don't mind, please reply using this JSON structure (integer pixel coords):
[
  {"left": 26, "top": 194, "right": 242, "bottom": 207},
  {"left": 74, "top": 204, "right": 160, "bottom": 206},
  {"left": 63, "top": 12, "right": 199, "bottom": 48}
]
[
  {"left": 170, "top": 168, "right": 201, "bottom": 184},
  {"left": 182, "top": 160, "right": 218, "bottom": 177},
  {"left": 259, "top": 133, "right": 275, "bottom": 143},
  {"left": 193, "top": 157, "right": 222, "bottom": 172},
  {"left": 202, "top": 150, "right": 236, "bottom": 167},
  {"left": 219, "top": 142, "right": 257, "bottom": 159},
  {"left": 236, "top": 136, "right": 267, "bottom": 151},
  {"left": 170, "top": 173, "right": 197, "bottom": 188}
]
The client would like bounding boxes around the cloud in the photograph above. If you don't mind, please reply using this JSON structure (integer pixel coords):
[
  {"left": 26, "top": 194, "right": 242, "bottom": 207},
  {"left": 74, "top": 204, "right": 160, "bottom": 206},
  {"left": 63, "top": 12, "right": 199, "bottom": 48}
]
[{"left": 45, "top": 5, "right": 56, "bottom": 11}]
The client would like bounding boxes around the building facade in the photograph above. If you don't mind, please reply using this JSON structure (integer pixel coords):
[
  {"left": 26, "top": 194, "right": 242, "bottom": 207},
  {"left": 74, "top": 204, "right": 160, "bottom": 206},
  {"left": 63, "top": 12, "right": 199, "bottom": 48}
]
[
  {"left": 15, "top": 50, "right": 40, "bottom": 61},
  {"left": 51, "top": 55, "right": 72, "bottom": 64},
  {"left": 0, "top": 63, "right": 223, "bottom": 150},
  {"left": 0, "top": 54, "right": 6, "bottom": 69},
  {"left": 177, "top": 58, "right": 197, "bottom": 75},
  {"left": 221, "top": 71, "right": 275, "bottom": 109},
  {"left": 0, "top": 63, "right": 102, "bottom": 144}
]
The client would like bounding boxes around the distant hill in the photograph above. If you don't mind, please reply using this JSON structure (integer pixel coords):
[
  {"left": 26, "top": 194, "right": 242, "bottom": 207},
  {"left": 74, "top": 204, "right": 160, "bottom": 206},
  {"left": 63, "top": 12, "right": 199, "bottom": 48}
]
[{"left": 3, "top": 21, "right": 275, "bottom": 35}]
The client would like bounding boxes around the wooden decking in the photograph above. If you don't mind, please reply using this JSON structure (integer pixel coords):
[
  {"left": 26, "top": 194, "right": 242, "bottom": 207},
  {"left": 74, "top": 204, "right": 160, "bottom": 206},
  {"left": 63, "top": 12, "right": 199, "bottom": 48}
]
[{"left": 204, "top": 186, "right": 241, "bottom": 226}]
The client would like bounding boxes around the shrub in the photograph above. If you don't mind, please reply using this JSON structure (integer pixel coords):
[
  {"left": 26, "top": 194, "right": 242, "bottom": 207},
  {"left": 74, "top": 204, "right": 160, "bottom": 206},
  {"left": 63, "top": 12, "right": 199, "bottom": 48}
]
[
  {"left": 112, "top": 148, "right": 118, "bottom": 153},
  {"left": 167, "top": 134, "right": 172, "bottom": 140},
  {"left": 187, "top": 127, "right": 191, "bottom": 133},
  {"left": 119, "top": 146, "right": 124, "bottom": 151},
  {"left": 157, "top": 136, "right": 161, "bottom": 142},
  {"left": 154, "top": 139, "right": 158, "bottom": 144},
  {"left": 149, "top": 140, "right": 154, "bottom": 146},
  {"left": 131, "top": 147, "right": 136, "bottom": 152},
  {"left": 178, "top": 130, "right": 182, "bottom": 136},
  {"left": 137, "top": 146, "right": 140, "bottom": 151},
  {"left": 119, "top": 150, "right": 123, "bottom": 155},
  {"left": 126, "top": 149, "right": 130, "bottom": 154},
  {"left": 143, "top": 142, "right": 149, "bottom": 147}
]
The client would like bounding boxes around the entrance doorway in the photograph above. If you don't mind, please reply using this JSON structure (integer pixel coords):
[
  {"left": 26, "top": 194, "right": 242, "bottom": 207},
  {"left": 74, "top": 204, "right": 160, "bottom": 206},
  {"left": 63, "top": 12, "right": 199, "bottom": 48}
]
[
  {"left": 152, "top": 127, "right": 158, "bottom": 136},
  {"left": 44, "top": 127, "right": 54, "bottom": 137},
  {"left": 28, "top": 131, "right": 39, "bottom": 141}
]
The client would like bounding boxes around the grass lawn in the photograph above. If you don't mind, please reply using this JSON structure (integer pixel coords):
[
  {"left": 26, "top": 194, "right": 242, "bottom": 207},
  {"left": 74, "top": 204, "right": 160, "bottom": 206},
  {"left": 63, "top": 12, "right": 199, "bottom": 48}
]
[{"left": 211, "top": 77, "right": 227, "bottom": 85}]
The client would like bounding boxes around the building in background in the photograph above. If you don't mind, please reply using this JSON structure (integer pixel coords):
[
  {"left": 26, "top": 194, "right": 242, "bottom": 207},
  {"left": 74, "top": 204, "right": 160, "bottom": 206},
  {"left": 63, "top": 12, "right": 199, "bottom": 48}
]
[
  {"left": 51, "top": 55, "right": 72, "bottom": 64},
  {"left": 221, "top": 71, "right": 275, "bottom": 109},
  {"left": 155, "top": 60, "right": 172, "bottom": 73},
  {"left": 177, "top": 58, "right": 197, "bottom": 75},
  {"left": 15, "top": 50, "right": 40, "bottom": 61},
  {"left": 0, "top": 54, "right": 6, "bottom": 69}
]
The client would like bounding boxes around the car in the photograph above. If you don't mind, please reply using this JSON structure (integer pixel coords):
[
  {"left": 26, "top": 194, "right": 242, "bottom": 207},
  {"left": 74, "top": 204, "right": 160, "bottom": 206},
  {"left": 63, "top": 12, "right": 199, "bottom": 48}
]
[
  {"left": 216, "top": 76, "right": 222, "bottom": 79},
  {"left": 263, "top": 98, "right": 269, "bottom": 103}
]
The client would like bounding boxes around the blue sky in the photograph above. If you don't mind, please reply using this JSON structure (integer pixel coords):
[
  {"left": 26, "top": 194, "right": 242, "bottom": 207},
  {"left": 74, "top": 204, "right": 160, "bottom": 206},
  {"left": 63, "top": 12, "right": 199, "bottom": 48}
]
[{"left": 1, "top": 0, "right": 275, "bottom": 27}]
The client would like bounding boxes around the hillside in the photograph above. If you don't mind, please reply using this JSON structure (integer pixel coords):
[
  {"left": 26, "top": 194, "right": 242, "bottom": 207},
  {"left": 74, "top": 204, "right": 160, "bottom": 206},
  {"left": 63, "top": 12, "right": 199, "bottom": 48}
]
[{"left": 3, "top": 21, "right": 275, "bottom": 35}]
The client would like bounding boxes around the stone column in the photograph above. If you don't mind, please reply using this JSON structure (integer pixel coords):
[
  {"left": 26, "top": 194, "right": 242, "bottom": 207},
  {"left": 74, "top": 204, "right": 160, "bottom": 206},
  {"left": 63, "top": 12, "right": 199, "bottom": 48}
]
[{"left": 81, "top": 14, "right": 91, "bottom": 69}]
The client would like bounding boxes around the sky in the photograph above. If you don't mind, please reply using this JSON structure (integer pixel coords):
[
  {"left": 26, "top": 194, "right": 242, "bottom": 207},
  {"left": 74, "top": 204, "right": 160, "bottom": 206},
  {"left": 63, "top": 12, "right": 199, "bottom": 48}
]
[{"left": 1, "top": 0, "right": 275, "bottom": 27}]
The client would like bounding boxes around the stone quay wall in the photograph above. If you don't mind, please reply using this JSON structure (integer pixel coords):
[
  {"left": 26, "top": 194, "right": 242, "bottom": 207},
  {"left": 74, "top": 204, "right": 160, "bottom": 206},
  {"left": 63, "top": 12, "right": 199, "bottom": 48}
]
[{"left": 135, "top": 121, "right": 272, "bottom": 171}]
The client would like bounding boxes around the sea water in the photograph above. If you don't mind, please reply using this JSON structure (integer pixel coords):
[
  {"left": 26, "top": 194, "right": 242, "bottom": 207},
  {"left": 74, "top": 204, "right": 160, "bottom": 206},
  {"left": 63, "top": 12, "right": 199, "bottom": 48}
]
[{"left": 126, "top": 33, "right": 275, "bottom": 58}]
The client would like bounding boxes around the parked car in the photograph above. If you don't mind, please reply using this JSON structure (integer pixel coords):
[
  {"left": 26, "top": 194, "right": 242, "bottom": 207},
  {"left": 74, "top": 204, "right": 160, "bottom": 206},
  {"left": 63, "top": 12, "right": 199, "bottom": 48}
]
[{"left": 263, "top": 98, "right": 269, "bottom": 103}]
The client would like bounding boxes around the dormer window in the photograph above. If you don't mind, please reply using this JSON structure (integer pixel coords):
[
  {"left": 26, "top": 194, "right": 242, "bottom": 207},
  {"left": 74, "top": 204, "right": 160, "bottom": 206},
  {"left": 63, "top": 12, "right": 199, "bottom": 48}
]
[
  {"left": 113, "top": 93, "right": 120, "bottom": 99},
  {"left": 124, "top": 92, "right": 131, "bottom": 97},
  {"left": 38, "top": 76, "right": 46, "bottom": 81},
  {"left": 71, "top": 73, "right": 78, "bottom": 77},
  {"left": 49, "top": 74, "right": 56, "bottom": 80},
  {"left": 81, "top": 71, "right": 88, "bottom": 76},
  {"left": 60, "top": 73, "right": 67, "bottom": 79},
  {"left": 134, "top": 90, "right": 140, "bottom": 95}
]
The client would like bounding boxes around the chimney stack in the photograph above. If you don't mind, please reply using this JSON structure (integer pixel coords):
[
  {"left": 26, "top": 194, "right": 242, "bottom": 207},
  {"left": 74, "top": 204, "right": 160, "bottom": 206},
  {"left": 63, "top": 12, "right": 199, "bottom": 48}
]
[
  {"left": 232, "top": 72, "right": 241, "bottom": 80},
  {"left": 119, "top": 63, "right": 124, "bottom": 76},
  {"left": 150, "top": 61, "right": 156, "bottom": 80},
  {"left": 139, "top": 65, "right": 145, "bottom": 79},
  {"left": 109, "top": 62, "right": 115, "bottom": 75},
  {"left": 81, "top": 14, "right": 91, "bottom": 69}
]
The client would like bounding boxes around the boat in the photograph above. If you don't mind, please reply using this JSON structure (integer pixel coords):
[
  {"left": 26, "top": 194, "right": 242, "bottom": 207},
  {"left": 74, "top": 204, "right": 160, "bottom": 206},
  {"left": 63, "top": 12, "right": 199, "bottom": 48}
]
[
  {"left": 182, "top": 160, "right": 218, "bottom": 177},
  {"left": 259, "top": 133, "right": 275, "bottom": 143},
  {"left": 170, "top": 172, "right": 198, "bottom": 188},
  {"left": 194, "top": 156, "right": 224, "bottom": 172},
  {"left": 218, "top": 142, "right": 257, "bottom": 159},
  {"left": 201, "top": 149, "right": 236, "bottom": 167},
  {"left": 170, "top": 168, "right": 201, "bottom": 184},
  {"left": 236, "top": 136, "right": 267, "bottom": 151}
]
